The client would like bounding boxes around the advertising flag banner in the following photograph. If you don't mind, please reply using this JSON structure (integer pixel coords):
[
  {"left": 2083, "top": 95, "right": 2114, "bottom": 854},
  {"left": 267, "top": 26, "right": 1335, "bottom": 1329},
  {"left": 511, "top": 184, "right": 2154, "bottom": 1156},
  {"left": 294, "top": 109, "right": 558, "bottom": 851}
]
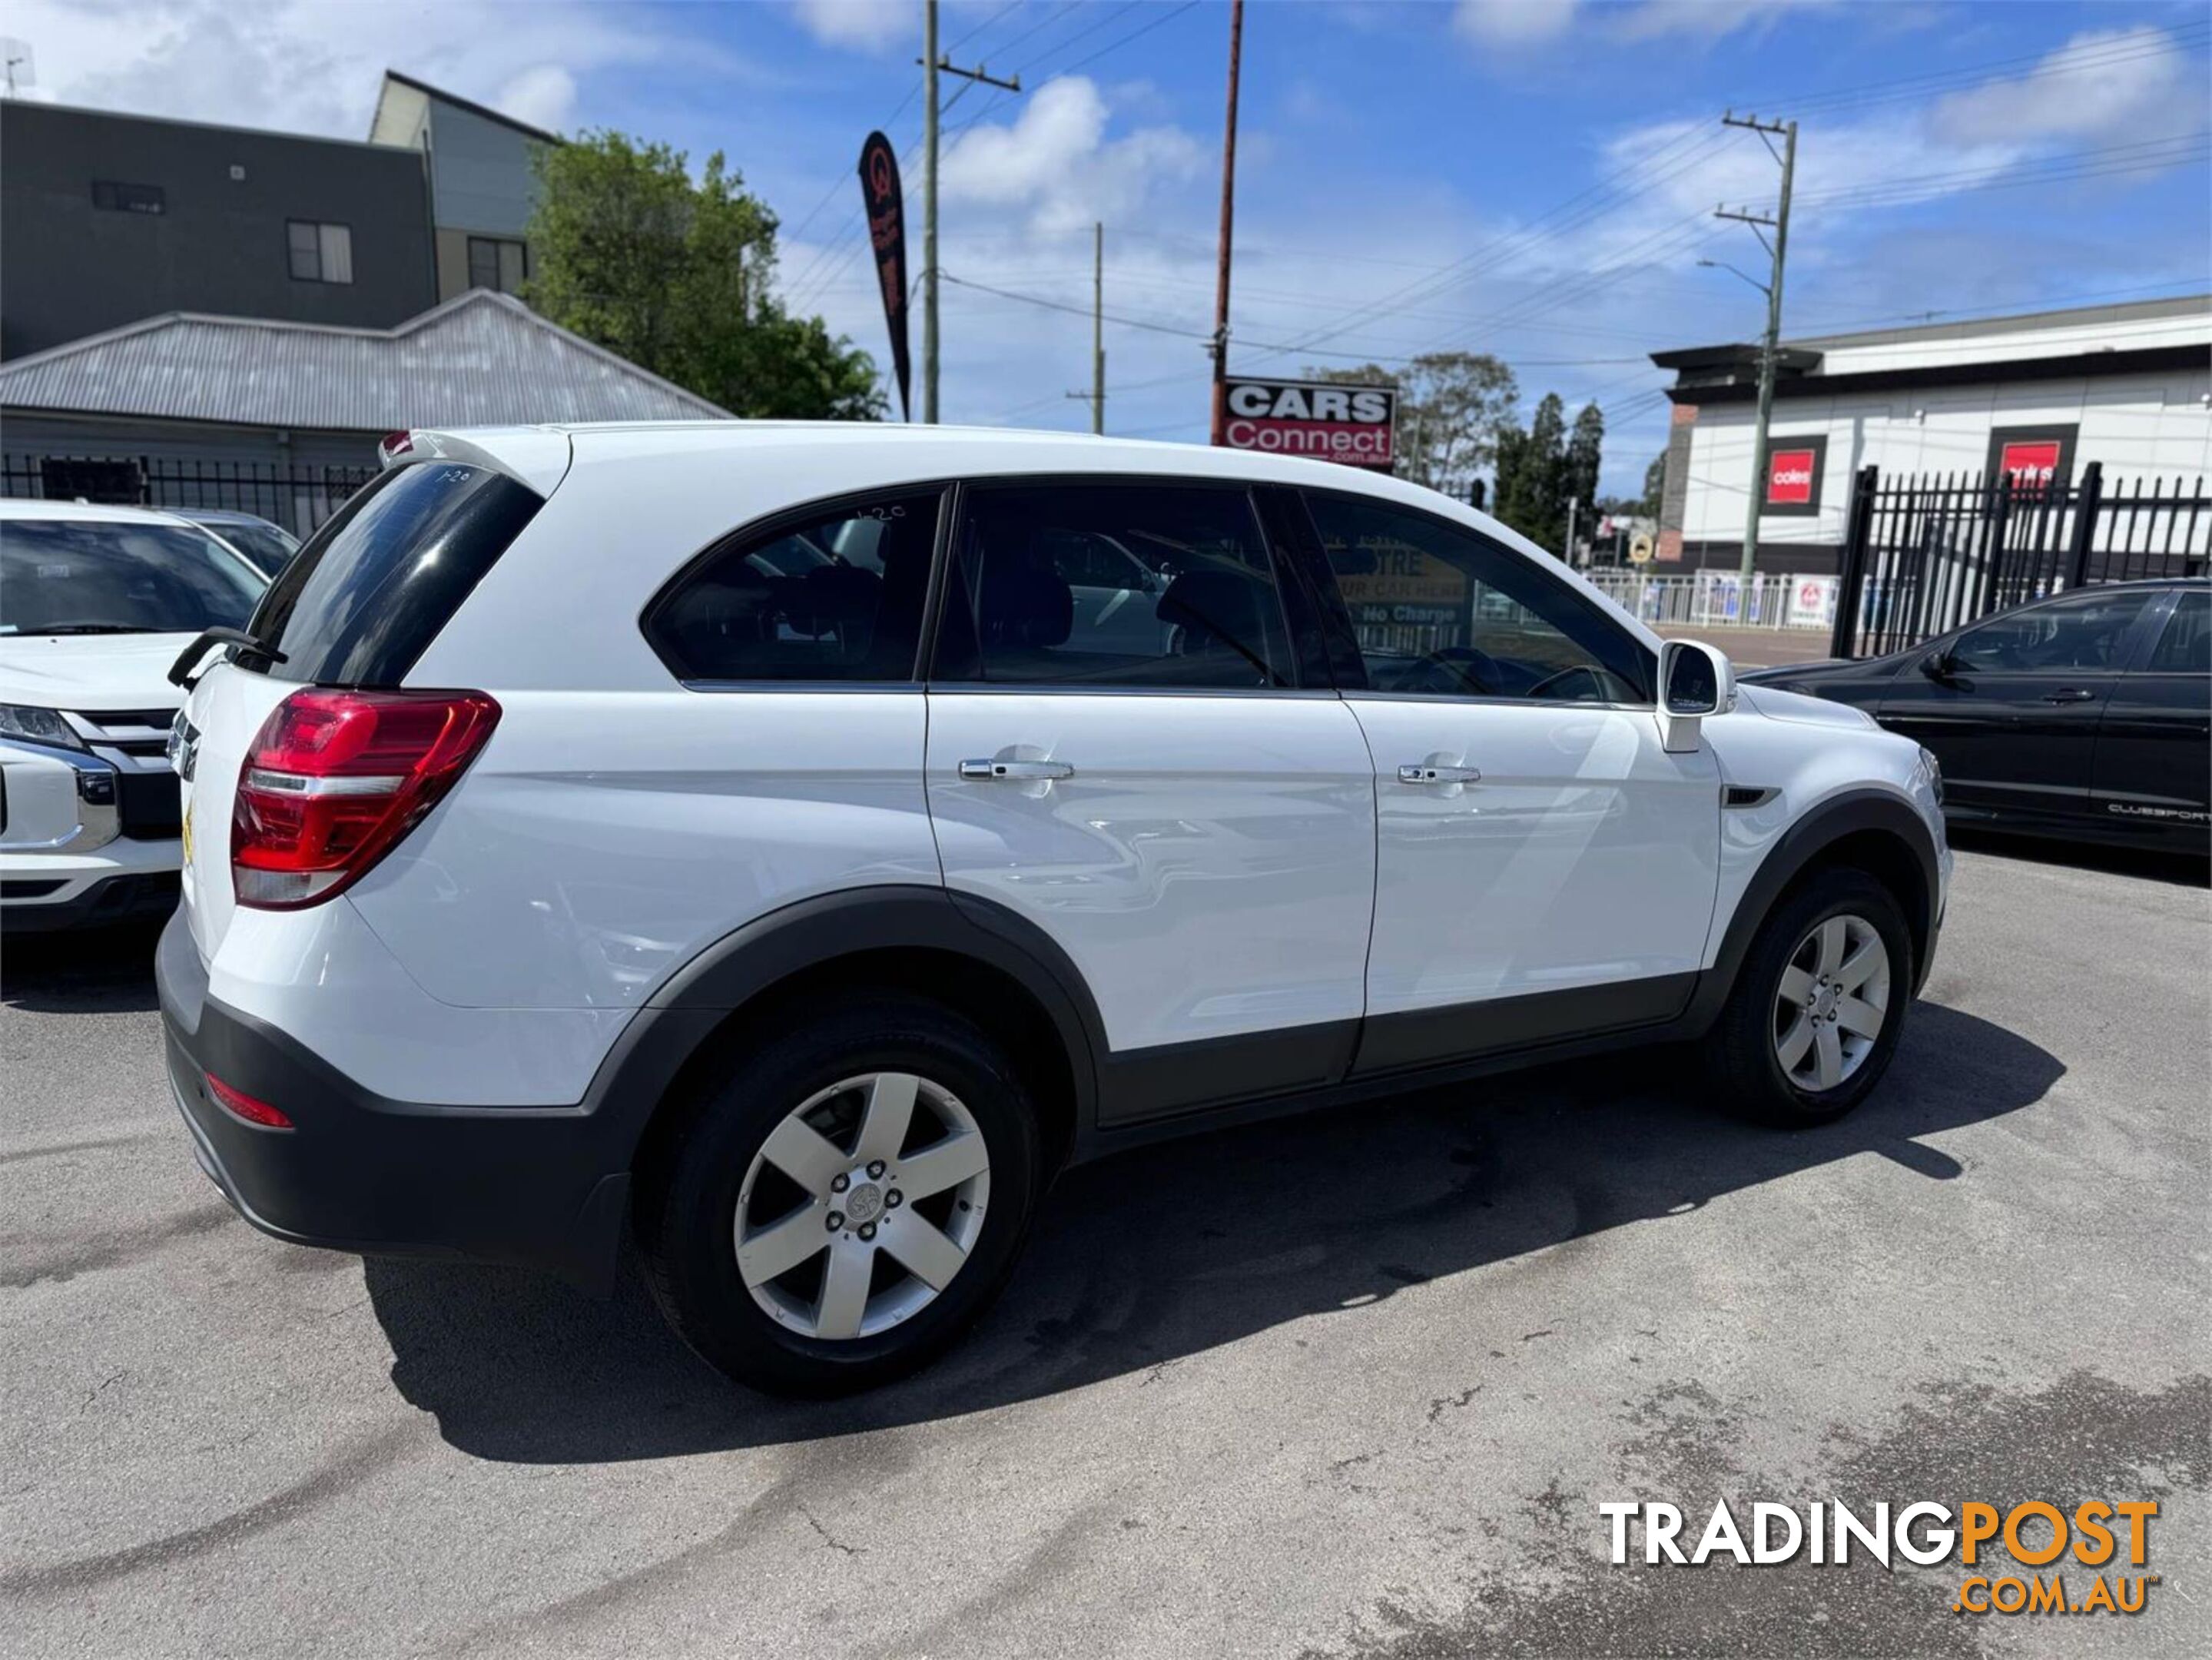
[
  {"left": 1220, "top": 377, "right": 1396, "bottom": 470},
  {"left": 857, "top": 131, "right": 911, "bottom": 420}
]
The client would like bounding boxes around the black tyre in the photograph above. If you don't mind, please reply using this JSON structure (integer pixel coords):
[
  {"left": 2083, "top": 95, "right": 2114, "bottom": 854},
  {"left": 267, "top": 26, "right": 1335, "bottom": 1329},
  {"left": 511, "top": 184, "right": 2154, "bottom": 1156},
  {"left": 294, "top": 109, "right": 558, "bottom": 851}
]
[
  {"left": 1708, "top": 868, "right": 1913, "bottom": 1127},
  {"left": 639, "top": 993, "right": 1042, "bottom": 1395}
]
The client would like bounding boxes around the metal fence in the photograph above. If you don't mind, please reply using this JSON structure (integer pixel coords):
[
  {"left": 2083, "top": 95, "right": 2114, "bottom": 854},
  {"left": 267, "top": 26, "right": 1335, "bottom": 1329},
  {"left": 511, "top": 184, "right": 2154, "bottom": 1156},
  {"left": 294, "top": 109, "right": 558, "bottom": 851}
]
[
  {"left": 1832, "top": 462, "right": 2209, "bottom": 658},
  {"left": 2, "top": 453, "right": 375, "bottom": 539},
  {"left": 1584, "top": 569, "right": 1830, "bottom": 631}
]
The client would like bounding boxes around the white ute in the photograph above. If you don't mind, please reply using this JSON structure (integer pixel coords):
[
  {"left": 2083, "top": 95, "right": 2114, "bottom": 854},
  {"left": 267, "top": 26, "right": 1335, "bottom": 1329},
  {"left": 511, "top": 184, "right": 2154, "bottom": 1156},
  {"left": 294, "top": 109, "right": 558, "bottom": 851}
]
[
  {"left": 2, "top": 500, "right": 266, "bottom": 931},
  {"left": 156, "top": 423, "right": 1950, "bottom": 1394}
]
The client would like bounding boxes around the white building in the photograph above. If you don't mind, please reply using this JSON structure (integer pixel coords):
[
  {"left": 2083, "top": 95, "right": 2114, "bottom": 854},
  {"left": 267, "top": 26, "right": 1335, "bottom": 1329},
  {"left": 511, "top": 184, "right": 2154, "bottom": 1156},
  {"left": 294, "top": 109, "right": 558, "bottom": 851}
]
[{"left": 1651, "top": 294, "right": 2212, "bottom": 572}]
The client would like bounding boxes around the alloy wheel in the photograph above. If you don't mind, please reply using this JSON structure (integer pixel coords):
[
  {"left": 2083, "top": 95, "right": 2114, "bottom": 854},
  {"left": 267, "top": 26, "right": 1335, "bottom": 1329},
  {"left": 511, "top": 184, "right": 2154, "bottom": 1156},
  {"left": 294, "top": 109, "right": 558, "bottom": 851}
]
[
  {"left": 733, "top": 1071, "right": 992, "bottom": 1340},
  {"left": 1772, "top": 914, "right": 1891, "bottom": 1093}
]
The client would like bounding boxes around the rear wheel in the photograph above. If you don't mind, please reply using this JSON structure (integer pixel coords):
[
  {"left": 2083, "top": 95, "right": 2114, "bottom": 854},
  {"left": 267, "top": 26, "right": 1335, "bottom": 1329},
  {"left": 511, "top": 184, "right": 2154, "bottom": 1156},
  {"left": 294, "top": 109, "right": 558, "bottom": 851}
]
[
  {"left": 1709, "top": 868, "right": 1912, "bottom": 1126},
  {"left": 640, "top": 994, "right": 1041, "bottom": 1395}
]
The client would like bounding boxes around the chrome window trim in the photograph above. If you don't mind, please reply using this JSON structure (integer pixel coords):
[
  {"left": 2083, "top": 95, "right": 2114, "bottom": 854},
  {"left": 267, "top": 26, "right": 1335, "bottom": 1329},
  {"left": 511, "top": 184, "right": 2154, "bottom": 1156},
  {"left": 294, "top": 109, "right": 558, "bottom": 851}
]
[{"left": 1341, "top": 689, "right": 1659, "bottom": 714}]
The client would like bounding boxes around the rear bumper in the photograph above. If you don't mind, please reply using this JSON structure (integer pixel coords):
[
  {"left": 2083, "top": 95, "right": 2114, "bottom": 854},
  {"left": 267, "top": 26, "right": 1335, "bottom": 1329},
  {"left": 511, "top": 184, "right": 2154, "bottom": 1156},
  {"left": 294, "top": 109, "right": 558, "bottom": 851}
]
[{"left": 155, "top": 911, "right": 631, "bottom": 1291}]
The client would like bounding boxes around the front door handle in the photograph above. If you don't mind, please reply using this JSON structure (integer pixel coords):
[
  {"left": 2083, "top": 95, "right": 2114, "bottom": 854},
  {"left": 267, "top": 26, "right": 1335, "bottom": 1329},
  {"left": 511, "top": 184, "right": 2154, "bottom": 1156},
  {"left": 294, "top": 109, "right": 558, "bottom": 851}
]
[
  {"left": 1398, "top": 763, "right": 1482, "bottom": 785},
  {"left": 2042, "top": 689, "right": 2097, "bottom": 704},
  {"left": 960, "top": 759, "right": 1075, "bottom": 782}
]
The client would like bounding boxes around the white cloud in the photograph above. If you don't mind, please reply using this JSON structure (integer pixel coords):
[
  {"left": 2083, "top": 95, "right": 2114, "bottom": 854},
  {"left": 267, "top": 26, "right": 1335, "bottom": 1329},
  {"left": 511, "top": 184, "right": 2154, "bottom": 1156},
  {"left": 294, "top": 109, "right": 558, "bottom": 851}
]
[
  {"left": 788, "top": 0, "right": 908, "bottom": 53},
  {"left": 2, "top": 0, "right": 708, "bottom": 138},
  {"left": 1610, "top": 0, "right": 1841, "bottom": 44},
  {"left": 1454, "top": 0, "right": 1846, "bottom": 51},
  {"left": 1931, "top": 25, "right": 2207, "bottom": 146},
  {"left": 940, "top": 76, "right": 1205, "bottom": 234},
  {"left": 497, "top": 65, "right": 578, "bottom": 132},
  {"left": 1454, "top": 0, "right": 1580, "bottom": 47}
]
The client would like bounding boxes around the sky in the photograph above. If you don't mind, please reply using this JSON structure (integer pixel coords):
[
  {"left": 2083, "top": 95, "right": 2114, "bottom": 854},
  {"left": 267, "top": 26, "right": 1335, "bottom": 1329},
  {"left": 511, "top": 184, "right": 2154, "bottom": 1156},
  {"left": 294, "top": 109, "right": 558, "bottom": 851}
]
[{"left": 7, "top": 0, "right": 2208, "bottom": 496}]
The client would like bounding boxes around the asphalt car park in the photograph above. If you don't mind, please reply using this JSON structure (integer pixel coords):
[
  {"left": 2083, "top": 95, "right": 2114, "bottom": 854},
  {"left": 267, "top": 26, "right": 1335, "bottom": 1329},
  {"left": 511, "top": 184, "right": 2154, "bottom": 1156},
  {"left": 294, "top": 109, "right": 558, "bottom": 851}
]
[{"left": 2, "top": 838, "right": 2204, "bottom": 1659}]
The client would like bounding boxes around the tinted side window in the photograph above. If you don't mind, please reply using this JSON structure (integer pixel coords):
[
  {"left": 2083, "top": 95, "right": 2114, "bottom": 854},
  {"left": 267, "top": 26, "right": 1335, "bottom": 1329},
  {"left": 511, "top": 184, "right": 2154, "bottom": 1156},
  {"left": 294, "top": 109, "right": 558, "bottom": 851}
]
[
  {"left": 1305, "top": 493, "right": 1650, "bottom": 702},
  {"left": 1950, "top": 589, "right": 2148, "bottom": 673},
  {"left": 940, "top": 483, "right": 1293, "bottom": 689},
  {"left": 251, "top": 462, "right": 542, "bottom": 686},
  {"left": 2147, "top": 591, "right": 2209, "bottom": 673},
  {"left": 645, "top": 491, "right": 941, "bottom": 682}
]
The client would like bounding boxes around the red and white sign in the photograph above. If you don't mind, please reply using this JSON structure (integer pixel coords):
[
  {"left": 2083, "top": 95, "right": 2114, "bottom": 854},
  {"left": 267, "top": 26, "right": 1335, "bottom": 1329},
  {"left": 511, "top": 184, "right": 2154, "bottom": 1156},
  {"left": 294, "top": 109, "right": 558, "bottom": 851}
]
[
  {"left": 1766, "top": 447, "right": 1819, "bottom": 506},
  {"left": 1998, "top": 440, "right": 2064, "bottom": 487},
  {"left": 1787, "top": 575, "right": 1838, "bottom": 629},
  {"left": 1220, "top": 378, "right": 1396, "bottom": 470}
]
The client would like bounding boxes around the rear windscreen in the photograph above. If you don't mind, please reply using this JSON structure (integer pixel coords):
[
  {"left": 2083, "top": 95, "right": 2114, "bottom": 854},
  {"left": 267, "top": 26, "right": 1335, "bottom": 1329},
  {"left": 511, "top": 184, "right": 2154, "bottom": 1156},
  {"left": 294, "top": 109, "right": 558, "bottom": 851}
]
[{"left": 248, "top": 461, "right": 542, "bottom": 686}]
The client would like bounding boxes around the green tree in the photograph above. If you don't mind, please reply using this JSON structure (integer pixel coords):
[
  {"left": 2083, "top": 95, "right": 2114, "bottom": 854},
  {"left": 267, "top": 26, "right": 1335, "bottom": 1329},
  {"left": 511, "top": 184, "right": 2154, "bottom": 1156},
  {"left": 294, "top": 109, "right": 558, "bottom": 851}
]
[
  {"left": 527, "top": 131, "right": 885, "bottom": 420},
  {"left": 1642, "top": 452, "right": 1667, "bottom": 520},
  {"left": 1491, "top": 394, "right": 1607, "bottom": 556},
  {"left": 1307, "top": 351, "right": 1517, "bottom": 499}
]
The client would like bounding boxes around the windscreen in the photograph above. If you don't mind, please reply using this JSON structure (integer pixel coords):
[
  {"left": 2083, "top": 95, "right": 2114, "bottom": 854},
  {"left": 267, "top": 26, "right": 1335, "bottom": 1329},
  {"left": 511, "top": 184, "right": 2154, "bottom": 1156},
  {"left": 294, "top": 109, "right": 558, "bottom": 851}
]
[
  {"left": 248, "top": 461, "right": 542, "bottom": 686},
  {"left": 0, "top": 518, "right": 265, "bottom": 637}
]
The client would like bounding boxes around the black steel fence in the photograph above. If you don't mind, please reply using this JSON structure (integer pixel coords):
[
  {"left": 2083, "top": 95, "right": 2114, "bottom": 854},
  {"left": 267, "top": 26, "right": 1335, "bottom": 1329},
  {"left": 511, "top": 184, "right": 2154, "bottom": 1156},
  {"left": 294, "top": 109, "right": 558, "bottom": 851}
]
[
  {"left": 1830, "top": 462, "right": 2210, "bottom": 658},
  {"left": 2, "top": 453, "right": 375, "bottom": 540}
]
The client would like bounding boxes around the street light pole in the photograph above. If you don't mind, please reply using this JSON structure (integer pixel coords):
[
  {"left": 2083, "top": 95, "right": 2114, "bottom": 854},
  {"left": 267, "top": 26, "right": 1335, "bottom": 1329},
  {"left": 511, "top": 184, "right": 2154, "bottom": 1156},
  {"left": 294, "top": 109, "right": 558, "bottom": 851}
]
[{"left": 1092, "top": 221, "right": 1106, "bottom": 434}]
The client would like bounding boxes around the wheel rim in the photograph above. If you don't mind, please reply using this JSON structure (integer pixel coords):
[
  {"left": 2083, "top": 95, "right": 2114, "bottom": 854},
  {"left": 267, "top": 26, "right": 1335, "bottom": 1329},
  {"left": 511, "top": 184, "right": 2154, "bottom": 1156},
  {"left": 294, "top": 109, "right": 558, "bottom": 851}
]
[
  {"left": 1772, "top": 914, "right": 1892, "bottom": 1094},
  {"left": 733, "top": 1071, "right": 991, "bottom": 1342}
]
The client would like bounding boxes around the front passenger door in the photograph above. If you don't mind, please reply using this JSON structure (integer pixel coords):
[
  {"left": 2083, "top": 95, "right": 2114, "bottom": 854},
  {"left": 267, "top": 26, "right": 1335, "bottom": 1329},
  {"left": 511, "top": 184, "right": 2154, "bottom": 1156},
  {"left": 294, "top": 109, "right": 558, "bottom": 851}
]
[
  {"left": 1290, "top": 490, "right": 1722, "bottom": 1075},
  {"left": 1878, "top": 588, "right": 2155, "bottom": 829}
]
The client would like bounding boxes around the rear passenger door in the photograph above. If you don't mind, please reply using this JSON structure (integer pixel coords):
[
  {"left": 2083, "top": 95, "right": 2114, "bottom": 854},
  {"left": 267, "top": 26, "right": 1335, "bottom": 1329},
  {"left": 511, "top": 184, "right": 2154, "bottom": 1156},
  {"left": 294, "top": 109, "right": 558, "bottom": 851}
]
[
  {"left": 1284, "top": 490, "right": 1721, "bottom": 1074},
  {"left": 2092, "top": 588, "right": 2211, "bottom": 839},
  {"left": 924, "top": 479, "right": 1377, "bottom": 1122}
]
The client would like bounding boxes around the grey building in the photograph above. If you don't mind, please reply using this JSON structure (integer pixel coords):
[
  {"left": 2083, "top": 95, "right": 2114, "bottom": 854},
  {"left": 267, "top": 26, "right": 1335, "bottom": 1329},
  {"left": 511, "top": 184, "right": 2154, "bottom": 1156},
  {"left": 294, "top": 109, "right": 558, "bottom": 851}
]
[
  {"left": 0, "top": 99, "right": 436, "bottom": 360},
  {"left": 0, "top": 290, "right": 729, "bottom": 534},
  {"left": 369, "top": 71, "right": 557, "bottom": 304}
]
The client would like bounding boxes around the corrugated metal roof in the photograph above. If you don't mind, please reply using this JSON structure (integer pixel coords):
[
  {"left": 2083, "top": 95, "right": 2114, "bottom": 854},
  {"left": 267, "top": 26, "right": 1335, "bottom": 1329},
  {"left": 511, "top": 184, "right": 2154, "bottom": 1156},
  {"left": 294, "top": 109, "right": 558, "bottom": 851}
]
[{"left": 0, "top": 290, "right": 731, "bottom": 430}]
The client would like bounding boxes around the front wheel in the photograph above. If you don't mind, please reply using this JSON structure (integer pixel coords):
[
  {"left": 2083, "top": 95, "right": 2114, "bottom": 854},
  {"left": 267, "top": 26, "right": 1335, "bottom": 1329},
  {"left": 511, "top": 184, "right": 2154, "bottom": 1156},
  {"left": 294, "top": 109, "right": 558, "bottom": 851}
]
[
  {"left": 639, "top": 994, "right": 1042, "bottom": 1395},
  {"left": 1709, "top": 868, "right": 1913, "bottom": 1126}
]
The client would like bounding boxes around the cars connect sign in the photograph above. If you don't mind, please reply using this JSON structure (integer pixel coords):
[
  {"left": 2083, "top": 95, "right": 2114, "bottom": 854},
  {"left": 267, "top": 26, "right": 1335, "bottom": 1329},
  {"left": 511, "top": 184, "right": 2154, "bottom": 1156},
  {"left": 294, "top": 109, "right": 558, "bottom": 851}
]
[{"left": 1221, "top": 377, "right": 1396, "bottom": 470}]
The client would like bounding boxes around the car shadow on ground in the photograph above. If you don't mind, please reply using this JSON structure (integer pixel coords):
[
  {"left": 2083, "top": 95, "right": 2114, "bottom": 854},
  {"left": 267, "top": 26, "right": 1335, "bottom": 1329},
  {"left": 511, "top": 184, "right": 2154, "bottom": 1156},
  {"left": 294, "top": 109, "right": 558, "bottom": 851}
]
[
  {"left": 0, "top": 918, "right": 166, "bottom": 1014},
  {"left": 1946, "top": 827, "right": 2208, "bottom": 888},
  {"left": 360, "top": 999, "right": 2063, "bottom": 1464}
]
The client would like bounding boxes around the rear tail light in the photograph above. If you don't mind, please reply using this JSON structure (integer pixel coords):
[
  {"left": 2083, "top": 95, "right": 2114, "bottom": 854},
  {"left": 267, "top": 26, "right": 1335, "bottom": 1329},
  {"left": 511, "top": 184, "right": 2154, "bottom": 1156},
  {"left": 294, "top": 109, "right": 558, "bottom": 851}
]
[
  {"left": 231, "top": 689, "right": 500, "bottom": 909},
  {"left": 205, "top": 1073, "right": 293, "bottom": 1130}
]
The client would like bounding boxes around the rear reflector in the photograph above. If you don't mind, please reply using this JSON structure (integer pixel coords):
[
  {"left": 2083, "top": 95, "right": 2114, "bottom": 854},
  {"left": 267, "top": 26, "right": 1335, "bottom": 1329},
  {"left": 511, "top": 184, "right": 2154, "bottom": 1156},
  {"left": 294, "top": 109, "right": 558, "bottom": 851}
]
[
  {"left": 232, "top": 688, "right": 500, "bottom": 909},
  {"left": 206, "top": 1073, "right": 293, "bottom": 1130}
]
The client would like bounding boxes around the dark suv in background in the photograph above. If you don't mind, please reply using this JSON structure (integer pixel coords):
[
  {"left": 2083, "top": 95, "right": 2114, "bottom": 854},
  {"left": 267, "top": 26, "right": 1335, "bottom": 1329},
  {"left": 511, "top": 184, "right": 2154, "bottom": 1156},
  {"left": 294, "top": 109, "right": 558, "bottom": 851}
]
[{"left": 1745, "top": 579, "right": 2209, "bottom": 852}]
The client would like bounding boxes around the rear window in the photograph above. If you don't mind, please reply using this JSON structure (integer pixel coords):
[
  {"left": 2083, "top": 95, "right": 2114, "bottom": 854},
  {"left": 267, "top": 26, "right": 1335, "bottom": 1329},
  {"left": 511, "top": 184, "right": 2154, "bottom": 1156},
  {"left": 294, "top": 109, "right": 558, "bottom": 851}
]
[{"left": 248, "top": 462, "right": 541, "bottom": 686}]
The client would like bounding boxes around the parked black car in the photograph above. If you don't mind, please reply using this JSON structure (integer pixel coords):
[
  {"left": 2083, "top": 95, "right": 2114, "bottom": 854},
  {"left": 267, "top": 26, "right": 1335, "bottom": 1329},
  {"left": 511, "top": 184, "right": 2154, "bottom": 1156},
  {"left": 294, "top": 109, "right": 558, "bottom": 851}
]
[{"left": 1743, "top": 579, "right": 2209, "bottom": 852}]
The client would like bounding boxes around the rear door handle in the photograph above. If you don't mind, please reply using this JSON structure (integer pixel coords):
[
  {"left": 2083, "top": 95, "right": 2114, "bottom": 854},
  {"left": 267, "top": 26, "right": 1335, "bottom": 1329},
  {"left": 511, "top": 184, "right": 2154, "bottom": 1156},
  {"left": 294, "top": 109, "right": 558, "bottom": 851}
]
[
  {"left": 960, "top": 759, "right": 1075, "bottom": 782},
  {"left": 2042, "top": 689, "right": 2097, "bottom": 704},
  {"left": 1398, "top": 764, "right": 1482, "bottom": 785}
]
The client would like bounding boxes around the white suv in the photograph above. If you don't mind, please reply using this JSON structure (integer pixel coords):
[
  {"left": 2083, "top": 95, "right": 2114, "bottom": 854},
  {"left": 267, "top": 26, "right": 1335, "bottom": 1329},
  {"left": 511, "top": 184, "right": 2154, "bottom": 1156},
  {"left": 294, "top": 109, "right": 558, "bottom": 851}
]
[
  {"left": 2, "top": 500, "right": 267, "bottom": 931},
  {"left": 157, "top": 424, "right": 1949, "bottom": 1394}
]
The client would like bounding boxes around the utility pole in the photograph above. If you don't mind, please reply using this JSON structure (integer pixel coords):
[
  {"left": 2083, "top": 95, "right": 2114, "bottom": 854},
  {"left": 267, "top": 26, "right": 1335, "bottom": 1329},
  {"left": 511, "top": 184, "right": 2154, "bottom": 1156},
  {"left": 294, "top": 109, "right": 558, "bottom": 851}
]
[
  {"left": 1066, "top": 221, "right": 1106, "bottom": 433},
  {"left": 1713, "top": 111, "right": 1796, "bottom": 589},
  {"left": 1564, "top": 496, "right": 1580, "bottom": 569},
  {"left": 1090, "top": 221, "right": 1105, "bottom": 434},
  {"left": 1208, "top": 0, "right": 1245, "bottom": 447},
  {"left": 920, "top": 0, "right": 1021, "bottom": 424}
]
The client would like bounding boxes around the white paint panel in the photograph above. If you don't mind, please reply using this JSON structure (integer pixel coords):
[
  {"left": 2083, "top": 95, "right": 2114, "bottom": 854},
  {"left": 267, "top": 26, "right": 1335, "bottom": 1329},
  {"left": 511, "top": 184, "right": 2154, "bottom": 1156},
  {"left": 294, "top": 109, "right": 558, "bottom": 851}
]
[
  {"left": 925, "top": 691, "right": 1378, "bottom": 1051},
  {"left": 345, "top": 689, "right": 938, "bottom": 1010},
  {"left": 1346, "top": 699, "right": 1721, "bottom": 1009}
]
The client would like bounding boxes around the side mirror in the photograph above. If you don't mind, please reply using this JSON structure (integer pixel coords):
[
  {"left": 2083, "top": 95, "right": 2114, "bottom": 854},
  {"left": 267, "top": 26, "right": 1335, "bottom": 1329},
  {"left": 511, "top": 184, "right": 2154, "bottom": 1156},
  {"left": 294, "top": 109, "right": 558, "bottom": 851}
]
[
  {"left": 1920, "top": 649, "right": 1955, "bottom": 682},
  {"left": 1657, "top": 639, "right": 1734, "bottom": 754}
]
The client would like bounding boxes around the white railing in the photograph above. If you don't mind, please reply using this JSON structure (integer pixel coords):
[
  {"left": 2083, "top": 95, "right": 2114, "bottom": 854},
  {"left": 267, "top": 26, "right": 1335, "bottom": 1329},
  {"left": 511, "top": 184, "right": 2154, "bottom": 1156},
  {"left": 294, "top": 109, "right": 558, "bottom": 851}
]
[{"left": 1581, "top": 569, "right": 1839, "bottom": 632}]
